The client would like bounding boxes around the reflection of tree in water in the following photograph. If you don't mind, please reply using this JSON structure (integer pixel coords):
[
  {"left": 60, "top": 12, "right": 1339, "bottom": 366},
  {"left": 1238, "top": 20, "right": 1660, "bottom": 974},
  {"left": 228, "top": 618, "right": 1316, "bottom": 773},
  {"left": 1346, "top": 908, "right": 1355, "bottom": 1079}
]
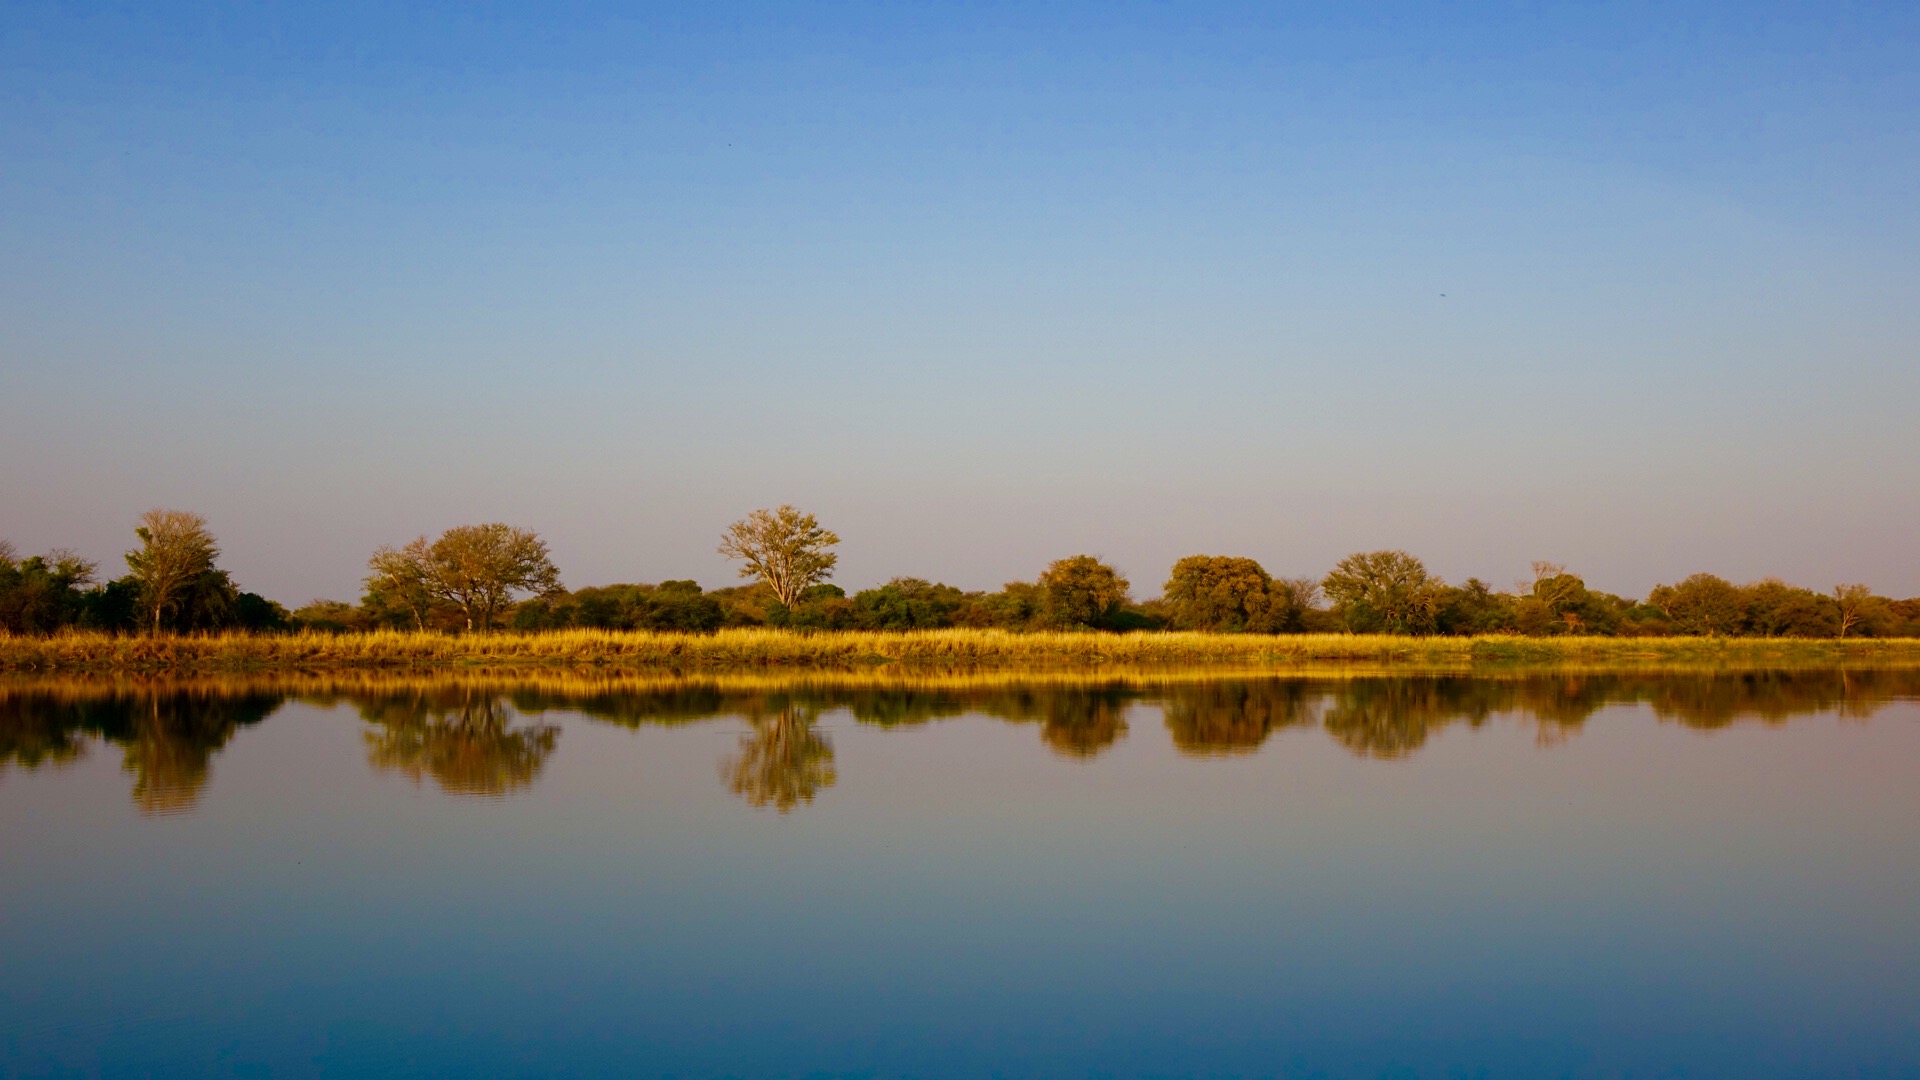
[
  {"left": 9, "top": 666, "right": 1918, "bottom": 819},
  {"left": 359, "top": 689, "right": 559, "bottom": 797},
  {"left": 509, "top": 685, "right": 729, "bottom": 728},
  {"left": 1162, "top": 681, "right": 1319, "bottom": 756},
  {"left": 0, "top": 689, "right": 279, "bottom": 814},
  {"left": 1032, "top": 688, "right": 1130, "bottom": 759},
  {"left": 723, "top": 703, "right": 836, "bottom": 812},
  {"left": 1321, "top": 677, "right": 1500, "bottom": 761},
  {"left": 1638, "top": 669, "right": 1906, "bottom": 729},
  {"left": 0, "top": 700, "right": 91, "bottom": 773}
]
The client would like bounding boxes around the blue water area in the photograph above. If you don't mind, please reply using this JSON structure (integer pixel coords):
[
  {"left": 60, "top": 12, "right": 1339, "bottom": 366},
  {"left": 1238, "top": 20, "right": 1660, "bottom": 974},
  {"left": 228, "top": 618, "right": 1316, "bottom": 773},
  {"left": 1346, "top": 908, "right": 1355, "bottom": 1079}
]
[{"left": 3, "top": 671, "right": 1918, "bottom": 1078}]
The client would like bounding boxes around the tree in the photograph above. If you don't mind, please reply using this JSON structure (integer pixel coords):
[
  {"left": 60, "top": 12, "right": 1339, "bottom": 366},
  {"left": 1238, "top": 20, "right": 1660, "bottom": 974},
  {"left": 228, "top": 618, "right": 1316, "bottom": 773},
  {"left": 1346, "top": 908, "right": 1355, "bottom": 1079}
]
[
  {"left": 290, "top": 599, "right": 371, "bottom": 633},
  {"left": 961, "top": 581, "right": 1046, "bottom": 629},
  {"left": 1832, "top": 583, "right": 1874, "bottom": 639},
  {"left": 1322, "top": 550, "right": 1444, "bottom": 634},
  {"left": 429, "top": 524, "right": 562, "bottom": 632},
  {"left": 1161, "top": 555, "right": 1285, "bottom": 632},
  {"left": 233, "top": 592, "right": 290, "bottom": 632},
  {"left": 1647, "top": 573, "right": 1743, "bottom": 636},
  {"left": 852, "top": 578, "right": 966, "bottom": 630},
  {"left": 370, "top": 524, "right": 563, "bottom": 632},
  {"left": 1741, "top": 579, "right": 1834, "bottom": 637},
  {"left": 174, "top": 566, "right": 241, "bottom": 631},
  {"left": 0, "top": 548, "right": 96, "bottom": 634},
  {"left": 1514, "top": 562, "right": 1617, "bottom": 636},
  {"left": 1039, "top": 555, "right": 1130, "bottom": 629},
  {"left": 124, "top": 509, "right": 220, "bottom": 635},
  {"left": 717, "top": 505, "right": 840, "bottom": 607},
  {"left": 1438, "top": 578, "right": 1517, "bottom": 635},
  {"left": 365, "top": 541, "right": 438, "bottom": 630}
]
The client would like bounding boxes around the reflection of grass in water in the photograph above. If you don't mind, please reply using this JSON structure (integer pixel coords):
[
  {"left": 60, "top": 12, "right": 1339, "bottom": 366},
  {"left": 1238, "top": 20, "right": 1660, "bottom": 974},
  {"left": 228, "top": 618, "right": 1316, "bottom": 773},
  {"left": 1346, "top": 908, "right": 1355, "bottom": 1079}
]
[{"left": 10, "top": 629, "right": 1920, "bottom": 673}]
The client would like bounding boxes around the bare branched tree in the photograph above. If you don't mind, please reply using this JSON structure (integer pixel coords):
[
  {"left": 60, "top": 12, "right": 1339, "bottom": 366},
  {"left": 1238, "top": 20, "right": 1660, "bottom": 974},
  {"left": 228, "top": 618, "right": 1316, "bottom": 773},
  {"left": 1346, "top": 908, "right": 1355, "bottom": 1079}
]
[
  {"left": 1833, "top": 583, "right": 1872, "bottom": 639},
  {"left": 124, "top": 509, "right": 220, "bottom": 635},
  {"left": 717, "top": 505, "right": 840, "bottom": 606}
]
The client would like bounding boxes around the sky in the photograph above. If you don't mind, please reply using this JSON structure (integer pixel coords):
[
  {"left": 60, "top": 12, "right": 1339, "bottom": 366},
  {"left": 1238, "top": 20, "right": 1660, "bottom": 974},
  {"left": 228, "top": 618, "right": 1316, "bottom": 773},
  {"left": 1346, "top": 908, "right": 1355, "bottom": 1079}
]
[{"left": 3, "top": 1, "right": 1917, "bottom": 605}]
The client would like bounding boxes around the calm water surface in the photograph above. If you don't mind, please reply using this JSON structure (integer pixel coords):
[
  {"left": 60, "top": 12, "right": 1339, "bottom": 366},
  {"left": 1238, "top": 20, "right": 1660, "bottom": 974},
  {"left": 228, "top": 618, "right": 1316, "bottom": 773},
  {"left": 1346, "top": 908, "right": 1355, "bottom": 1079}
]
[{"left": 3, "top": 670, "right": 1918, "bottom": 1078}]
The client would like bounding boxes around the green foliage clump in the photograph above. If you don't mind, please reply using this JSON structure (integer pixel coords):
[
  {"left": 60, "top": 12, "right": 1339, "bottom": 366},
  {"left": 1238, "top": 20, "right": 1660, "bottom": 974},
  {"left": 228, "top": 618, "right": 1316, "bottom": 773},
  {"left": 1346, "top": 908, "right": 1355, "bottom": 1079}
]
[
  {"left": 1323, "top": 551, "right": 1446, "bottom": 635},
  {"left": 512, "top": 581, "right": 726, "bottom": 632},
  {"left": 1037, "top": 555, "right": 1131, "bottom": 630},
  {"left": 1162, "top": 555, "right": 1290, "bottom": 633}
]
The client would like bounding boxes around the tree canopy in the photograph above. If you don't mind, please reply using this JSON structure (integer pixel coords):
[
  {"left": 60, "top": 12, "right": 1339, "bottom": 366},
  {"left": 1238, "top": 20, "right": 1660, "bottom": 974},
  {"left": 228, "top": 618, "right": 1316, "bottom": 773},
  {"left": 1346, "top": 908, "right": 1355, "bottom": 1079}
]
[
  {"left": 1162, "top": 555, "right": 1287, "bottom": 632},
  {"left": 718, "top": 505, "right": 840, "bottom": 607},
  {"left": 124, "top": 509, "right": 221, "bottom": 635},
  {"left": 1322, "top": 550, "right": 1445, "bottom": 635},
  {"left": 1039, "top": 555, "right": 1130, "bottom": 629},
  {"left": 367, "top": 525, "right": 563, "bottom": 632}
]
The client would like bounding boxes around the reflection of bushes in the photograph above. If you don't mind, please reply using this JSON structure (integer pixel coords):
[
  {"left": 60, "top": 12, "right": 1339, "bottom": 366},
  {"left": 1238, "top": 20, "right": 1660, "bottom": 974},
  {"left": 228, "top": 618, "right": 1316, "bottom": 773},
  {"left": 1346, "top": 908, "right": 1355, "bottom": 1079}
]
[
  {"left": 723, "top": 706, "right": 836, "bottom": 812},
  {"left": 359, "top": 690, "right": 559, "bottom": 797},
  {"left": 0, "top": 700, "right": 91, "bottom": 772},
  {"left": 1321, "top": 679, "right": 1478, "bottom": 760},
  {"left": 509, "top": 686, "right": 730, "bottom": 728},
  {"left": 1637, "top": 669, "right": 1905, "bottom": 728},
  {"left": 0, "top": 689, "right": 279, "bottom": 813}
]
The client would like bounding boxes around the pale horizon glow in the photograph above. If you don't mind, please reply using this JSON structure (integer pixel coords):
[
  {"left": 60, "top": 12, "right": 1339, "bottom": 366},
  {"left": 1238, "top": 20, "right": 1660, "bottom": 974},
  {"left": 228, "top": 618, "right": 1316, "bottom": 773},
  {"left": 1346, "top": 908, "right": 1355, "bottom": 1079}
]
[{"left": 3, "top": 3, "right": 1917, "bottom": 604}]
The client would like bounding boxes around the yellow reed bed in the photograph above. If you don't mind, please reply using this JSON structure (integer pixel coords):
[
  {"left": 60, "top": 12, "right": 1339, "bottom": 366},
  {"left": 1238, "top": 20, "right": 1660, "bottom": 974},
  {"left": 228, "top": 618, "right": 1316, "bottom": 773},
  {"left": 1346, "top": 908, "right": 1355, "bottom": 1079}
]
[
  {"left": 7, "top": 654, "right": 1920, "bottom": 708},
  {"left": 5, "top": 628, "right": 1920, "bottom": 673}
]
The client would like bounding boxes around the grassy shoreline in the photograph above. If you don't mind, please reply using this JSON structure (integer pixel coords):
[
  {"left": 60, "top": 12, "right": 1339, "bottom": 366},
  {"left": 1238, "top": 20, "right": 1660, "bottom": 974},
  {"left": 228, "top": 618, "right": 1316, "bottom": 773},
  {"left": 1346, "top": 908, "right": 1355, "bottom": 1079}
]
[{"left": 5, "top": 628, "right": 1920, "bottom": 674}]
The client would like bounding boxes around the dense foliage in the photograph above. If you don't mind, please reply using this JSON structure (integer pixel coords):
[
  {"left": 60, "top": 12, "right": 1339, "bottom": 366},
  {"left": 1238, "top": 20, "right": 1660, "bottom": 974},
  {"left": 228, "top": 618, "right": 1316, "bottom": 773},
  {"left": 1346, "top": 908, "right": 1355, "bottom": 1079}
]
[
  {"left": 6, "top": 513, "right": 1919, "bottom": 639},
  {"left": 0, "top": 519, "right": 288, "bottom": 638}
]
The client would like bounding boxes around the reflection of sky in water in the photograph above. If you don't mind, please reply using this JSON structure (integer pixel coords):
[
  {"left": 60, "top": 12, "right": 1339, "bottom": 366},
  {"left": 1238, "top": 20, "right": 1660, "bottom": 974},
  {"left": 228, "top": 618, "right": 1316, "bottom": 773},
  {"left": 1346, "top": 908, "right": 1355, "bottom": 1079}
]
[{"left": 4, "top": 674, "right": 1919, "bottom": 1077}]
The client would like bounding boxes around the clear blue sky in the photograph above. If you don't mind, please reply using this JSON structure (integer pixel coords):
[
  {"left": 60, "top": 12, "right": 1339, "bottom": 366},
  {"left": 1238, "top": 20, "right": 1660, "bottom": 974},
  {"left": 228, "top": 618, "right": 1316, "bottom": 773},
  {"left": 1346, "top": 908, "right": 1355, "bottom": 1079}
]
[{"left": 4, "top": 1, "right": 1917, "bottom": 604}]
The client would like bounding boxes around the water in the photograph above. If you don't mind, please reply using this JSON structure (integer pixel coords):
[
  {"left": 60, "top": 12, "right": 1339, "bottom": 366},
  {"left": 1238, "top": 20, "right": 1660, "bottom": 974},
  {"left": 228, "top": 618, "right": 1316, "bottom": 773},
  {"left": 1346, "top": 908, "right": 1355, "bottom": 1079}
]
[{"left": 4, "top": 670, "right": 1918, "bottom": 1078}]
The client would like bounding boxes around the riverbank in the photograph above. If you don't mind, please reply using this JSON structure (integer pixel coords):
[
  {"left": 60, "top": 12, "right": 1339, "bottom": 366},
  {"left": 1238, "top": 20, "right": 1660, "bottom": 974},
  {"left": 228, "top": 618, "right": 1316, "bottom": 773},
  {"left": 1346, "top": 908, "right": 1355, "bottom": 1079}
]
[{"left": 5, "top": 628, "right": 1920, "bottom": 673}]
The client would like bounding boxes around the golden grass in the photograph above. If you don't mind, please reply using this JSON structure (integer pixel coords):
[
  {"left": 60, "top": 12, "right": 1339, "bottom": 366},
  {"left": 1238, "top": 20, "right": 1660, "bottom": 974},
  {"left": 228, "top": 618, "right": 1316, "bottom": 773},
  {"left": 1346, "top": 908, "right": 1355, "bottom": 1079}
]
[{"left": 5, "top": 628, "right": 1920, "bottom": 674}]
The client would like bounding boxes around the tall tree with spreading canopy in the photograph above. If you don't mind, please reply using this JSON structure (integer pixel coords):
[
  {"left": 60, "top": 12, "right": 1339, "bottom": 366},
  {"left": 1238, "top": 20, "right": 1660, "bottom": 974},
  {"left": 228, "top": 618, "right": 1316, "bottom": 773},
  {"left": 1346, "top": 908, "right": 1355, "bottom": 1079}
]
[
  {"left": 717, "top": 505, "right": 840, "bottom": 607},
  {"left": 1648, "top": 573, "right": 1743, "bottom": 636},
  {"left": 1039, "top": 555, "right": 1131, "bottom": 629},
  {"left": 370, "top": 524, "right": 563, "bottom": 632},
  {"left": 1322, "top": 550, "right": 1445, "bottom": 635},
  {"left": 1162, "top": 555, "right": 1286, "bottom": 632},
  {"left": 124, "top": 509, "right": 221, "bottom": 635}
]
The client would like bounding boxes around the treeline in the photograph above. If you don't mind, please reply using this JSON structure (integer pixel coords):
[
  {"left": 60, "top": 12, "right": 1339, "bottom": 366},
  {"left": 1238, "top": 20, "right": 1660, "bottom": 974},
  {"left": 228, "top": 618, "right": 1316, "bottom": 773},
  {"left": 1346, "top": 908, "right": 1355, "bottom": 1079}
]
[
  {"left": 344, "top": 559, "right": 1919, "bottom": 639},
  {"left": 0, "top": 513, "right": 289, "bottom": 636},
  {"left": 6, "top": 507, "right": 1919, "bottom": 639}
]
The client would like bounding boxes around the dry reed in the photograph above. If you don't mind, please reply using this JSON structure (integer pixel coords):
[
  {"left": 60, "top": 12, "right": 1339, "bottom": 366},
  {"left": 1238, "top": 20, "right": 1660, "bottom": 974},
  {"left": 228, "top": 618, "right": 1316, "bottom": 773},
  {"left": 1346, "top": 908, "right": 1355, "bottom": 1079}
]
[{"left": 5, "top": 628, "right": 1920, "bottom": 674}]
